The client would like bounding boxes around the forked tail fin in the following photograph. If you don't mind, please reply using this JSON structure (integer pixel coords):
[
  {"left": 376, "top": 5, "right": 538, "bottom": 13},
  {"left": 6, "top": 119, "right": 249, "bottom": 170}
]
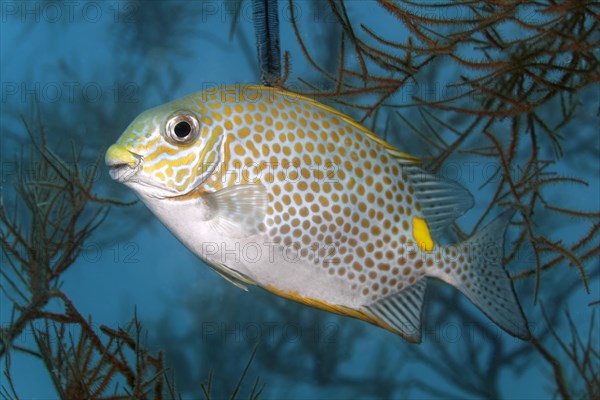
[{"left": 451, "top": 210, "right": 530, "bottom": 339}]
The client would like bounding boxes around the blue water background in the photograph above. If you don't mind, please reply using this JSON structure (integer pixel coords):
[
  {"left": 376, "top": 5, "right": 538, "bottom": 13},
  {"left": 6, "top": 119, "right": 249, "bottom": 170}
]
[{"left": 1, "top": 1, "right": 598, "bottom": 398}]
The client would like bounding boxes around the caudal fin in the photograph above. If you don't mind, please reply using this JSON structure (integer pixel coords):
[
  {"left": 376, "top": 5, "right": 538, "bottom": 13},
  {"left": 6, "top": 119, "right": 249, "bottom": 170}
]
[{"left": 451, "top": 210, "right": 530, "bottom": 339}]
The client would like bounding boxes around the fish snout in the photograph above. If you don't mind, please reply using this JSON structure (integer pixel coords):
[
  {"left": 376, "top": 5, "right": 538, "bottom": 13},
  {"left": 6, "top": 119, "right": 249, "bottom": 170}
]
[{"left": 105, "top": 144, "right": 141, "bottom": 181}]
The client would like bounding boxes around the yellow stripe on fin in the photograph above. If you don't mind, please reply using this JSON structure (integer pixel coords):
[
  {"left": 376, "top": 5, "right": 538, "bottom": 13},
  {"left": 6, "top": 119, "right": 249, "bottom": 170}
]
[
  {"left": 262, "top": 284, "right": 422, "bottom": 342},
  {"left": 241, "top": 85, "right": 420, "bottom": 163},
  {"left": 263, "top": 284, "right": 372, "bottom": 320}
]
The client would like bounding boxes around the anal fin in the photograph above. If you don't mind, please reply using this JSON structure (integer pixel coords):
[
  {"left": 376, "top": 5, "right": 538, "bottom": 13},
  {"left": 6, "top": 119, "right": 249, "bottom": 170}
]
[{"left": 364, "top": 279, "right": 427, "bottom": 343}]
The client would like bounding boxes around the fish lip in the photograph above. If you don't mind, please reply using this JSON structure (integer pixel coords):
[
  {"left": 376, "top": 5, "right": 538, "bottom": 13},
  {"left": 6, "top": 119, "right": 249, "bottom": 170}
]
[
  {"left": 105, "top": 144, "right": 142, "bottom": 182},
  {"left": 107, "top": 156, "right": 142, "bottom": 182}
]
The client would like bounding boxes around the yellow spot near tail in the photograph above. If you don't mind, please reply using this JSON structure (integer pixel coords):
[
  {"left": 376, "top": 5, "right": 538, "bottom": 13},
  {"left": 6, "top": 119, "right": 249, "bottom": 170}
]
[{"left": 412, "top": 217, "right": 434, "bottom": 252}]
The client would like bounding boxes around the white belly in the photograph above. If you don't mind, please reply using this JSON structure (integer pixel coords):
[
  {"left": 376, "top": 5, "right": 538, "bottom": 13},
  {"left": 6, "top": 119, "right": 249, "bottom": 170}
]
[{"left": 139, "top": 192, "right": 361, "bottom": 308}]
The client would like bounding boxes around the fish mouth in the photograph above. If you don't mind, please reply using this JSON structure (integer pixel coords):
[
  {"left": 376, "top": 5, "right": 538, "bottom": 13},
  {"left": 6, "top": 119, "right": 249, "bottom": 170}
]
[
  {"left": 105, "top": 144, "right": 141, "bottom": 182},
  {"left": 104, "top": 143, "right": 183, "bottom": 197}
]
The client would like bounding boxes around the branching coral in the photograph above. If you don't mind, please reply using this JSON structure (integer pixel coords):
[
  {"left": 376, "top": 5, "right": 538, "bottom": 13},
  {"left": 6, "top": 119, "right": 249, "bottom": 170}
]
[{"left": 278, "top": 0, "right": 599, "bottom": 397}]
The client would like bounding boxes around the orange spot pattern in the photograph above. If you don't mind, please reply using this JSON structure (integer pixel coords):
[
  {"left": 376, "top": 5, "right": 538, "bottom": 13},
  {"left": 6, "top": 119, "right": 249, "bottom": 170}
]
[{"left": 197, "top": 87, "right": 445, "bottom": 304}]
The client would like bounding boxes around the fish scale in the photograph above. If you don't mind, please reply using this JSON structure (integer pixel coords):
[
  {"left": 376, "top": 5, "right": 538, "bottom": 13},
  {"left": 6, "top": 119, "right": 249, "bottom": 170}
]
[
  {"left": 105, "top": 85, "right": 530, "bottom": 342},
  {"left": 197, "top": 89, "right": 432, "bottom": 304}
]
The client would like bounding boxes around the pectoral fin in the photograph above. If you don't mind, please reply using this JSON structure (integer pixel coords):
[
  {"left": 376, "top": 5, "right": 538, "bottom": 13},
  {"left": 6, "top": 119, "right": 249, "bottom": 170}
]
[{"left": 205, "top": 184, "right": 268, "bottom": 238}]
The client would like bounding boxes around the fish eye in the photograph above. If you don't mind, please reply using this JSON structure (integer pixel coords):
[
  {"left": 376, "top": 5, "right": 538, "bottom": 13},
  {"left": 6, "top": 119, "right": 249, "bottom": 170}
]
[{"left": 164, "top": 111, "right": 200, "bottom": 144}]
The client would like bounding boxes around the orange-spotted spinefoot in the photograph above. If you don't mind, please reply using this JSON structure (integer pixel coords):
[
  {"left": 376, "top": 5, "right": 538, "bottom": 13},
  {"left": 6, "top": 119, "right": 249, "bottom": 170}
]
[{"left": 105, "top": 85, "right": 529, "bottom": 342}]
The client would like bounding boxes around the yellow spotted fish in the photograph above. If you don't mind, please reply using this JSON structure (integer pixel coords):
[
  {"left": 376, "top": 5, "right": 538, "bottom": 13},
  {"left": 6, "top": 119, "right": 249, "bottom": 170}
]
[{"left": 106, "top": 85, "right": 529, "bottom": 342}]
